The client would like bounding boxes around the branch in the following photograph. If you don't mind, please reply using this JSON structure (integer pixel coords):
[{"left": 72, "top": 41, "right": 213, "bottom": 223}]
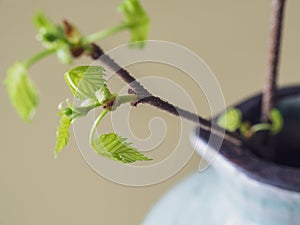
[
  {"left": 89, "top": 43, "right": 243, "bottom": 147},
  {"left": 261, "top": 0, "right": 286, "bottom": 123}
]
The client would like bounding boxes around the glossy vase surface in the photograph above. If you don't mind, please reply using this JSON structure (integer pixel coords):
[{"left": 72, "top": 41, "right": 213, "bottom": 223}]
[{"left": 142, "top": 86, "right": 300, "bottom": 225}]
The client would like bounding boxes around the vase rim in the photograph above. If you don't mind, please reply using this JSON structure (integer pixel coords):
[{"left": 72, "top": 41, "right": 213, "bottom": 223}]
[{"left": 192, "top": 85, "right": 300, "bottom": 192}]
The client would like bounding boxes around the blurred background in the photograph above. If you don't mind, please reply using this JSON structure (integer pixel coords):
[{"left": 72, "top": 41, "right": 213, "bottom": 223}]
[{"left": 1, "top": 1, "right": 299, "bottom": 224}]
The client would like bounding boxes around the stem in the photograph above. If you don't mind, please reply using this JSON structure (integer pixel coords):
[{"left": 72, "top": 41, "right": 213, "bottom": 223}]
[
  {"left": 23, "top": 48, "right": 56, "bottom": 68},
  {"left": 89, "top": 44, "right": 243, "bottom": 147},
  {"left": 252, "top": 123, "right": 272, "bottom": 133},
  {"left": 85, "top": 23, "right": 132, "bottom": 43},
  {"left": 261, "top": 0, "right": 286, "bottom": 123},
  {"left": 89, "top": 43, "right": 151, "bottom": 98},
  {"left": 72, "top": 101, "right": 101, "bottom": 118},
  {"left": 89, "top": 109, "right": 109, "bottom": 145}
]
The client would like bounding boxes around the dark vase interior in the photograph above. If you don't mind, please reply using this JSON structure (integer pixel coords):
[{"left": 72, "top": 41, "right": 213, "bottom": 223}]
[
  {"left": 235, "top": 86, "right": 300, "bottom": 167},
  {"left": 197, "top": 86, "right": 300, "bottom": 191}
]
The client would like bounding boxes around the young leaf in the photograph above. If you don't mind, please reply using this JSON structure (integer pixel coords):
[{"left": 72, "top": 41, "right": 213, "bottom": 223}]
[
  {"left": 4, "top": 62, "right": 39, "bottom": 122},
  {"left": 92, "top": 133, "right": 151, "bottom": 163},
  {"left": 34, "top": 11, "right": 56, "bottom": 29},
  {"left": 64, "top": 66, "right": 107, "bottom": 100},
  {"left": 217, "top": 108, "right": 242, "bottom": 132},
  {"left": 34, "top": 12, "right": 75, "bottom": 64},
  {"left": 270, "top": 108, "right": 283, "bottom": 134},
  {"left": 55, "top": 114, "right": 72, "bottom": 158},
  {"left": 119, "top": 0, "right": 149, "bottom": 48},
  {"left": 34, "top": 12, "right": 56, "bottom": 35},
  {"left": 240, "top": 122, "right": 253, "bottom": 138},
  {"left": 34, "top": 12, "right": 65, "bottom": 48}
]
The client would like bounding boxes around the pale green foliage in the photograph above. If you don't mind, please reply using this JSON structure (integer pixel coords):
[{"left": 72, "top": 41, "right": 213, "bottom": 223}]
[
  {"left": 7, "top": 5, "right": 150, "bottom": 121},
  {"left": 55, "top": 115, "right": 72, "bottom": 158},
  {"left": 270, "top": 108, "right": 283, "bottom": 134},
  {"left": 239, "top": 122, "right": 252, "bottom": 138},
  {"left": 88, "top": 110, "right": 151, "bottom": 163},
  {"left": 64, "top": 66, "right": 108, "bottom": 100},
  {"left": 54, "top": 100, "right": 99, "bottom": 158},
  {"left": 119, "top": 0, "right": 149, "bottom": 48},
  {"left": 95, "top": 85, "right": 116, "bottom": 106},
  {"left": 217, "top": 107, "right": 284, "bottom": 137},
  {"left": 55, "top": 65, "right": 115, "bottom": 158},
  {"left": 217, "top": 108, "right": 242, "bottom": 132},
  {"left": 34, "top": 12, "right": 73, "bottom": 64},
  {"left": 34, "top": 12, "right": 61, "bottom": 44},
  {"left": 9, "top": 6, "right": 152, "bottom": 163},
  {"left": 92, "top": 133, "right": 151, "bottom": 163},
  {"left": 5, "top": 63, "right": 39, "bottom": 122}
]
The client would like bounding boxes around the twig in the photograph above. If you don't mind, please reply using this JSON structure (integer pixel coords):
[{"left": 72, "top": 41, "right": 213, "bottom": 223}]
[
  {"left": 261, "top": 0, "right": 286, "bottom": 123},
  {"left": 89, "top": 43, "right": 243, "bottom": 146}
]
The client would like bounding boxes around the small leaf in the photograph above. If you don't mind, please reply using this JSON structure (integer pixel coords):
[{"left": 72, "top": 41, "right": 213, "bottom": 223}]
[
  {"left": 34, "top": 12, "right": 65, "bottom": 48},
  {"left": 4, "top": 62, "right": 39, "bottom": 122},
  {"left": 270, "top": 108, "right": 283, "bottom": 134},
  {"left": 34, "top": 12, "right": 75, "bottom": 64},
  {"left": 34, "top": 11, "right": 56, "bottom": 34},
  {"left": 240, "top": 122, "right": 253, "bottom": 138},
  {"left": 119, "top": 0, "right": 149, "bottom": 48},
  {"left": 92, "top": 133, "right": 151, "bottom": 163},
  {"left": 64, "top": 66, "right": 106, "bottom": 100},
  {"left": 217, "top": 108, "right": 242, "bottom": 132},
  {"left": 55, "top": 114, "right": 72, "bottom": 157}
]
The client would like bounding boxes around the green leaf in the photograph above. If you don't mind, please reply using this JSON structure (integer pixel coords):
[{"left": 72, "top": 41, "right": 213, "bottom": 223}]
[
  {"left": 4, "top": 62, "right": 39, "bottom": 122},
  {"left": 119, "top": 0, "right": 149, "bottom": 48},
  {"left": 34, "top": 11, "right": 56, "bottom": 33},
  {"left": 270, "top": 108, "right": 284, "bottom": 134},
  {"left": 55, "top": 114, "right": 72, "bottom": 158},
  {"left": 34, "top": 12, "right": 74, "bottom": 64},
  {"left": 240, "top": 122, "right": 253, "bottom": 138},
  {"left": 250, "top": 109, "right": 283, "bottom": 135},
  {"left": 33, "top": 12, "right": 55, "bottom": 31},
  {"left": 217, "top": 108, "right": 242, "bottom": 132},
  {"left": 34, "top": 12, "right": 65, "bottom": 48},
  {"left": 64, "top": 66, "right": 107, "bottom": 100},
  {"left": 92, "top": 133, "right": 151, "bottom": 163}
]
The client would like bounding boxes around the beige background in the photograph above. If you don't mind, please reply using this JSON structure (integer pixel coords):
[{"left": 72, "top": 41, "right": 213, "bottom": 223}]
[{"left": 1, "top": 1, "right": 300, "bottom": 225}]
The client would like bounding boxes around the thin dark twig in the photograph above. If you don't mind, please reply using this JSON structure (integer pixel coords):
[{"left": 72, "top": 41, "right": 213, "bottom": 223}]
[
  {"left": 89, "top": 43, "right": 243, "bottom": 146},
  {"left": 261, "top": 0, "right": 286, "bottom": 123},
  {"left": 89, "top": 43, "right": 150, "bottom": 98},
  {"left": 138, "top": 96, "right": 243, "bottom": 146}
]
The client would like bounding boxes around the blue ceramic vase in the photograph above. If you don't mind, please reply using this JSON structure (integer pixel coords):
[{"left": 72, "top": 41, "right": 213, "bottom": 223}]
[{"left": 142, "top": 86, "right": 300, "bottom": 225}]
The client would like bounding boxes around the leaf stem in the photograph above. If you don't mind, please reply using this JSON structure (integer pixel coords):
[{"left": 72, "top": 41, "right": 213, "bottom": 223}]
[
  {"left": 261, "top": 0, "right": 286, "bottom": 123},
  {"left": 89, "top": 109, "right": 109, "bottom": 146},
  {"left": 252, "top": 123, "right": 272, "bottom": 133},
  {"left": 115, "top": 94, "right": 138, "bottom": 107},
  {"left": 23, "top": 48, "right": 56, "bottom": 68},
  {"left": 85, "top": 23, "right": 132, "bottom": 43}
]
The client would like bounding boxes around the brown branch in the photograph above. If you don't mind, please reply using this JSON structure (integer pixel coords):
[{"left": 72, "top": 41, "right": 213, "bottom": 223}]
[
  {"left": 261, "top": 0, "right": 286, "bottom": 123},
  {"left": 89, "top": 43, "right": 243, "bottom": 147}
]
